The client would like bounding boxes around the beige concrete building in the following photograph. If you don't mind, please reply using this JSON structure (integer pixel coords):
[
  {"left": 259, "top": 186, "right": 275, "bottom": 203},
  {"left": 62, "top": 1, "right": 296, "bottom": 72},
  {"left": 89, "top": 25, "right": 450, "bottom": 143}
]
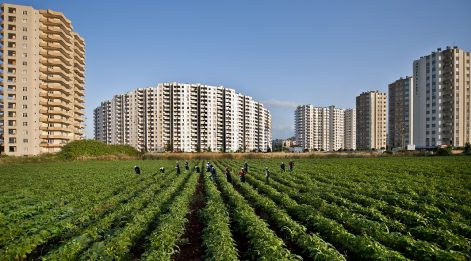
[
  {"left": 388, "top": 77, "right": 413, "bottom": 149},
  {"left": 295, "top": 105, "right": 346, "bottom": 151},
  {"left": 413, "top": 47, "right": 471, "bottom": 147},
  {"left": 0, "top": 3, "right": 85, "bottom": 155},
  {"left": 356, "top": 91, "right": 387, "bottom": 149},
  {"left": 344, "top": 108, "right": 356, "bottom": 150},
  {"left": 94, "top": 83, "right": 272, "bottom": 152}
]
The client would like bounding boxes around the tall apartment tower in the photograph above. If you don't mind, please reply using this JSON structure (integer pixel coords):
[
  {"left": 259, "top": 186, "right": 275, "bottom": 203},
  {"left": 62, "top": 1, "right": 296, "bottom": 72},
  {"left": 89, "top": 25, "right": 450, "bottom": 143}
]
[
  {"left": 94, "top": 83, "right": 272, "bottom": 152},
  {"left": 294, "top": 104, "right": 345, "bottom": 151},
  {"left": 388, "top": 77, "right": 413, "bottom": 149},
  {"left": 356, "top": 91, "right": 387, "bottom": 149},
  {"left": 0, "top": 3, "right": 85, "bottom": 155},
  {"left": 344, "top": 108, "right": 356, "bottom": 150},
  {"left": 413, "top": 47, "right": 471, "bottom": 147}
]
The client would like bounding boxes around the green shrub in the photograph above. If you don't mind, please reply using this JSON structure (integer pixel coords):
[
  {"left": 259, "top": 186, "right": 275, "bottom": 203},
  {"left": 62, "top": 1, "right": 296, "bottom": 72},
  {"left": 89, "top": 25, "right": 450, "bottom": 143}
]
[
  {"left": 59, "top": 140, "right": 139, "bottom": 160},
  {"left": 436, "top": 147, "right": 451, "bottom": 156},
  {"left": 464, "top": 142, "right": 471, "bottom": 155}
]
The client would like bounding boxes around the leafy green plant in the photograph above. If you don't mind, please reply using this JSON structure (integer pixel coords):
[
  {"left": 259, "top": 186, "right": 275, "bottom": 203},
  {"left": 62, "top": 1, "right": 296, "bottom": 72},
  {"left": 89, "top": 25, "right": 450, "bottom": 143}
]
[{"left": 59, "top": 139, "right": 139, "bottom": 160}]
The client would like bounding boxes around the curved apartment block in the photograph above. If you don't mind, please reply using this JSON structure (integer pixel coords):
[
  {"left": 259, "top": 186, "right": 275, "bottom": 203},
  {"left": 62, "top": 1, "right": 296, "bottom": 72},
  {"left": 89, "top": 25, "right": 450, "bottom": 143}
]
[
  {"left": 0, "top": 3, "right": 85, "bottom": 155},
  {"left": 94, "top": 83, "right": 272, "bottom": 152}
]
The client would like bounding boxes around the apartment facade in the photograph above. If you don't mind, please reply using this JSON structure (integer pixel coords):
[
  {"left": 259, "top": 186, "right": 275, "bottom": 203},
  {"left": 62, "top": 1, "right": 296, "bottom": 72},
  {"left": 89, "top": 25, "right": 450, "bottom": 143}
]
[
  {"left": 413, "top": 47, "right": 471, "bottom": 147},
  {"left": 388, "top": 77, "right": 413, "bottom": 149},
  {"left": 0, "top": 3, "right": 85, "bottom": 155},
  {"left": 94, "top": 83, "right": 272, "bottom": 152},
  {"left": 344, "top": 108, "right": 356, "bottom": 150},
  {"left": 356, "top": 91, "right": 387, "bottom": 149},
  {"left": 294, "top": 105, "right": 346, "bottom": 151}
]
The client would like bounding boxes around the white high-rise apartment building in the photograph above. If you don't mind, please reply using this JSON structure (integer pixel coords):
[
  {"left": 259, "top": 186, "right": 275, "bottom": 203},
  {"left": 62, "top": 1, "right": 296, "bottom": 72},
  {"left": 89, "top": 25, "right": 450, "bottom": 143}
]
[
  {"left": 413, "top": 46, "right": 471, "bottom": 147},
  {"left": 295, "top": 105, "right": 346, "bottom": 151},
  {"left": 94, "top": 83, "right": 272, "bottom": 152},
  {"left": 0, "top": 3, "right": 85, "bottom": 155},
  {"left": 344, "top": 108, "right": 356, "bottom": 150}
]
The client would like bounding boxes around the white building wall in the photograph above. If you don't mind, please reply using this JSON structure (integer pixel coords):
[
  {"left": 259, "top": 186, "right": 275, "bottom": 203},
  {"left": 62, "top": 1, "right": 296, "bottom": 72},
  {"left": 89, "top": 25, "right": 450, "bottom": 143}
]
[{"left": 94, "top": 83, "right": 271, "bottom": 152}]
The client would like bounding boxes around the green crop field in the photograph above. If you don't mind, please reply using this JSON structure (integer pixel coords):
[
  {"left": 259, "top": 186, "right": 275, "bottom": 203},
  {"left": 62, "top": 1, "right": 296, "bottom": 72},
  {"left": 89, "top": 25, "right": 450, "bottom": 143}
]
[{"left": 0, "top": 157, "right": 470, "bottom": 260}]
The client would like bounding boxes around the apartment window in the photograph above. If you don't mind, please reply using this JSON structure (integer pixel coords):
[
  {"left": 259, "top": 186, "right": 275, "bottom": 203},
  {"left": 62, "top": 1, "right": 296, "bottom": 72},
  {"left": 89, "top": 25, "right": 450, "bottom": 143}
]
[
  {"left": 22, "top": 53, "right": 27, "bottom": 58},
  {"left": 23, "top": 122, "right": 28, "bottom": 126},
  {"left": 23, "top": 113, "right": 27, "bottom": 117},
  {"left": 9, "top": 146, "right": 16, "bottom": 153},
  {"left": 22, "top": 27, "right": 27, "bottom": 32},
  {"left": 23, "top": 36, "right": 27, "bottom": 40},
  {"left": 22, "top": 104, "right": 27, "bottom": 109},
  {"left": 9, "top": 138, "right": 16, "bottom": 144},
  {"left": 23, "top": 139, "right": 28, "bottom": 143},
  {"left": 23, "top": 61, "right": 27, "bottom": 66},
  {"left": 23, "top": 10, "right": 27, "bottom": 15},
  {"left": 23, "top": 87, "right": 27, "bottom": 91},
  {"left": 22, "top": 96, "right": 27, "bottom": 101}
]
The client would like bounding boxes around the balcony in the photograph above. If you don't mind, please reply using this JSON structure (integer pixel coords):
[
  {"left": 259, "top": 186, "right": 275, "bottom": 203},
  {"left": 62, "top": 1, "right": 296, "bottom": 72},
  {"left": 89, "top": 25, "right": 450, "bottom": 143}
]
[
  {"left": 74, "top": 115, "right": 84, "bottom": 122},
  {"left": 74, "top": 61, "right": 85, "bottom": 71},
  {"left": 39, "top": 126, "right": 71, "bottom": 132},
  {"left": 40, "top": 74, "right": 70, "bottom": 86},
  {"left": 39, "top": 38, "right": 72, "bottom": 52},
  {"left": 39, "top": 116, "right": 70, "bottom": 124},
  {"left": 74, "top": 53, "right": 85, "bottom": 65},
  {"left": 73, "top": 67, "right": 84, "bottom": 78},
  {"left": 40, "top": 65, "right": 71, "bottom": 78},
  {"left": 39, "top": 91, "right": 71, "bottom": 102},
  {"left": 40, "top": 49, "right": 72, "bottom": 63},
  {"left": 39, "top": 10, "right": 72, "bottom": 30},
  {"left": 39, "top": 100, "right": 70, "bottom": 109},
  {"left": 74, "top": 95, "right": 84, "bottom": 103},
  {"left": 40, "top": 142, "right": 66, "bottom": 148},
  {"left": 40, "top": 57, "right": 72, "bottom": 68},
  {"left": 40, "top": 109, "right": 70, "bottom": 117}
]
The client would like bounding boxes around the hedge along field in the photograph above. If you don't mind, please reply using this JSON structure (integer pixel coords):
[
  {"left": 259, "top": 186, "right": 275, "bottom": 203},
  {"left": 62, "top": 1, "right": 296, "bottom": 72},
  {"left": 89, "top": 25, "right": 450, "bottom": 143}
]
[{"left": 0, "top": 157, "right": 470, "bottom": 260}]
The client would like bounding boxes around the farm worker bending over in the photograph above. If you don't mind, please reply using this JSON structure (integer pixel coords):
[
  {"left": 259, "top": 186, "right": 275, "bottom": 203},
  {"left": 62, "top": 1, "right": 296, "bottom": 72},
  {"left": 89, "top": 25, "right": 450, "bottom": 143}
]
[
  {"left": 289, "top": 161, "right": 294, "bottom": 172},
  {"left": 244, "top": 161, "right": 249, "bottom": 173},
  {"left": 225, "top": 167, "right": 232, "bottom": 184},
  {"left": 280, "top": 162, "right": 286, "bottom": 173},
  {"left": 206, "top": 162, "right": 211, "bottom": 172},
  {"left": 134, "top": 166, "right": 141, "bottom": 175},
  {"left": 176, "top": 162, "right": 181, "bottom": 175},
  {"left": 264, "top": 167, "right": 270, "bottom": 184},
  {"left": 195, "top": 165, "right": 200, "bottom": 173},
  {"left": 239, "top": 168, "right": 246, "bottom": 183},
  {"left": 185, "top": 161, "right": 189, "bottom": 171},
  {"left": 159, "top": 167, "right": 165, "bottom": 173}
]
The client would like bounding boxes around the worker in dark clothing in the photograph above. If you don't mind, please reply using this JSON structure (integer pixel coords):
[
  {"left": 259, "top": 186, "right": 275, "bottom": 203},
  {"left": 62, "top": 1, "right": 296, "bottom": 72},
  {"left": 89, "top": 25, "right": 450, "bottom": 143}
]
[
  {"left": 176, "top": 162, "right": 181, "bottom": 175},
  {"left": 239, "top": 168, "right": 246, "bottom": 183},
  {"left": 225, "top": 167, "right": 232, "bottom": 184},
  {"left": 195, "top": 165, "right": 200, "bottom": 173},
  {"left": 185, "top": 161, "right": 189, "bottom": 171},
  {"left": 134, "top": 166, "right": 141, "bottom": 175},
  {"left": 264, "top": 167, "right": 270, "bottom": 184},
  {"left": 288, "top": 161, "right": 294, "bottom": 172},
  {"left": 210, "top": 166, "right": 217, "bottom": 181},
  {"left": 244, "top": 162, "right": 248, "bottom": 173},
  {"left": 159, "top": 167, "right": 165, "bottom": 173},
  {"left": 280, "top": 162, "right": 286, "bottom": 173},
  {"left": 206, "top": 162, "right": 211, "bottom": 172}
]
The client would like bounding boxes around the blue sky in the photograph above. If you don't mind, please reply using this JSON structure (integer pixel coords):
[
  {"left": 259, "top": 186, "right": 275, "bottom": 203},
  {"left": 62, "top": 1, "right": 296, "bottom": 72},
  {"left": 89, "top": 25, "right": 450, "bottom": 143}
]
[{"left": 9, "top": 0, "right": 471, "bottom": 139}]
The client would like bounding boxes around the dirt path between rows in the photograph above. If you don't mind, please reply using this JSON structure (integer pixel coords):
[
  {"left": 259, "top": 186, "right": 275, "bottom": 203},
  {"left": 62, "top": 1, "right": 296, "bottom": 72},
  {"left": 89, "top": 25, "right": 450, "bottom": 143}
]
[{"left": 173, "top": 174, "right": 205, "bottom": 261}]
